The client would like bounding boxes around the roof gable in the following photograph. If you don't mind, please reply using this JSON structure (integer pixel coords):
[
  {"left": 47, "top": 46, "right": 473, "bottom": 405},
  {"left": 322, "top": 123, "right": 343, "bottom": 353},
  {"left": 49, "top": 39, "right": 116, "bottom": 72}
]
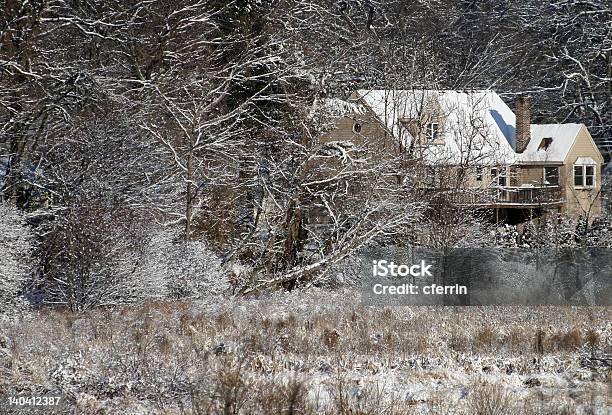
[{"left": 564, "top": 124, "right": 604, "bottom": 165}]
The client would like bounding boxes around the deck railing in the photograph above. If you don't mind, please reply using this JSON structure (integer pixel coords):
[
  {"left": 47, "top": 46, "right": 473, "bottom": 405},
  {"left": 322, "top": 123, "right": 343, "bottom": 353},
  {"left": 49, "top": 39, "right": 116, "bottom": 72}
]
[
  {"left": 491, "top": 186, "right": 562, "bottom": 205},
  {"left": 419, "top": 186, "right": 563, "bottom": 207}
]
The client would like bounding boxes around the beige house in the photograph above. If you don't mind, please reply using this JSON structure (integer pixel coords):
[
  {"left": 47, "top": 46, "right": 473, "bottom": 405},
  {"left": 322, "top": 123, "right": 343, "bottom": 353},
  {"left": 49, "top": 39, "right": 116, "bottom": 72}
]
[{"left": 321, "top": 90, "right": 604, "bottom": 223}]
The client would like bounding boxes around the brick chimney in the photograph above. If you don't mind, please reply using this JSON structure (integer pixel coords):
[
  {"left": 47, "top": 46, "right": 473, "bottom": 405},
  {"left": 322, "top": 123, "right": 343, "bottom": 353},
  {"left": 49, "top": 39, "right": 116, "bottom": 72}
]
[{"left": 515, "top": 95, "right": 532, "bottom": 153}]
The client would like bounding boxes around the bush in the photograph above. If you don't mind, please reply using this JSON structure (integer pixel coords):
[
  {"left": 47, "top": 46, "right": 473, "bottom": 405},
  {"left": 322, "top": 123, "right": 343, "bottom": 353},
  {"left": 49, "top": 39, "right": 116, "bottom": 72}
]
[
  {"left": 140, "top": 229, "right": 228, "bottom": 302},
  {"left": 38, "top": 204, "right": 227, "bottom": 310},
  {"left": 39, "top": 203, "right": 150, "bottom": 310},
  {"left": 467, "top": 381, "right": 516, "bottom": 415}
]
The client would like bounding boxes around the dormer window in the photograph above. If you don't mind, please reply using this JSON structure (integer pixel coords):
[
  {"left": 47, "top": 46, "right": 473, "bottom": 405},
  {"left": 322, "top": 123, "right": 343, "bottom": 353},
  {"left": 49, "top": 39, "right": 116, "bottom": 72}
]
[
  {"left": 538, "top": 137, "right": 553, "bottom": 150},
  {"left": 427, "top": 122, "right": 439, "bottom": 142}
]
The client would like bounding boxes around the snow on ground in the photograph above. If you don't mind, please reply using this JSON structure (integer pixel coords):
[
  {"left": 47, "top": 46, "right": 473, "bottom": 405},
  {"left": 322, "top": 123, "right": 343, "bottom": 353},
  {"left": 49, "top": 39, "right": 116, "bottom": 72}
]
[{"left": 0, "top": 288, "right": 610, "bottom": 414}]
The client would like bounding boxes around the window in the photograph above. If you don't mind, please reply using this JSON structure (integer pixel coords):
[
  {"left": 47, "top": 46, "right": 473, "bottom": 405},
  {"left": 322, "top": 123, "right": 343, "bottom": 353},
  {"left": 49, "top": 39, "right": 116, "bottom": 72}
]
[
  {"left": 585, "top": 165, "right": 595, "bottom": 186},
  {"left": 475, "top": 167, "right": 483, "bottom": 182},
  {"left": 508, "top": 166, "right": 518, "bottom": 187},
  {"left": 352, "top": 122, "right": 362, "bottom": 134},
  {"left": 499, "top": 169, "right": 507, "bottom": 187},
  {"left": 574, "top": 164, "right": 595, "bottom": 188},
  {"left": 427, "top": 122, "right": 439, "bottom": 142},
  {"left": 574, "top": 166, "right": 583, "bottom": 186},
  {"left": 491, "top": 167, "right": 507, "bottom": 187},
  {"left": 544, "top": 167, "right": 559, "bottom": 186}
]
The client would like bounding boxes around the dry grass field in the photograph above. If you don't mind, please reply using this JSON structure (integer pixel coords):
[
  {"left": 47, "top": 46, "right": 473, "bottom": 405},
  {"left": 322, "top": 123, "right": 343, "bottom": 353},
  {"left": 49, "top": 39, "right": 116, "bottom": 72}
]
[{"left": 1, "top": 289, "right": 610, "bottom": 414}]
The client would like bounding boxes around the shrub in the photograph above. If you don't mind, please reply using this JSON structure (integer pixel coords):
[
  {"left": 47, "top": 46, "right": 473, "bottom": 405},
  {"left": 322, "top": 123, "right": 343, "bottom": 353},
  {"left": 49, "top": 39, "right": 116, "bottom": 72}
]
[
  {"left": 140, "top": 229, "right": 227, "bottom": 302},
  {"left": 38, "top": 203, "right": 149, "bottom": 310},
  {"left": 560, "top": 328, "right": 582, "bottom": 351},
  {"left": 474, "top": 326, "right": 497, "bottom": 352},
  {"left": 467, "top": 381, "right": 515, "bottom": 415}
]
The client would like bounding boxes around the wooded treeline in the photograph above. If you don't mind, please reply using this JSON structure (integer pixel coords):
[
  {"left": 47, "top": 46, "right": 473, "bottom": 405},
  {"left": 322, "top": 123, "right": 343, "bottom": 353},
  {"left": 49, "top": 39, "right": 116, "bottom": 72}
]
[{"left": 1, "top": 0, "right": 611, "bottom": 310}]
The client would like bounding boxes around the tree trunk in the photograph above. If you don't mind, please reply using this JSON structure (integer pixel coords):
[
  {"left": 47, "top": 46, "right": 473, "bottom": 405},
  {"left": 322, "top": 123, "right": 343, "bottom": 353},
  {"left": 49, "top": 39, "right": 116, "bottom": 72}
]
[
  {"left": 185, "top": 148, "right": 193, "bottom": 242},
  {"left": 281, "top": 198, "right": 307, "bottom": 270}
]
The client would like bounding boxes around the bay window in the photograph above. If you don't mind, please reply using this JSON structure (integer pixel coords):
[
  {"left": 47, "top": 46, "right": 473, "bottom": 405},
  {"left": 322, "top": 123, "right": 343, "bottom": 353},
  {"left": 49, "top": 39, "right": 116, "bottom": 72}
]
[{"left": 573, "top": 164, "right": 595, "bottom": 188}]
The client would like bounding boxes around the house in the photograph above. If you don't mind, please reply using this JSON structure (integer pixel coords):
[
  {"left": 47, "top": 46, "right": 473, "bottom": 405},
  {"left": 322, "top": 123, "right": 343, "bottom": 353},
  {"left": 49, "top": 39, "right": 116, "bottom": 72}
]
[{"left": 320, "top": 90, "right": 604, "bottom": 223}]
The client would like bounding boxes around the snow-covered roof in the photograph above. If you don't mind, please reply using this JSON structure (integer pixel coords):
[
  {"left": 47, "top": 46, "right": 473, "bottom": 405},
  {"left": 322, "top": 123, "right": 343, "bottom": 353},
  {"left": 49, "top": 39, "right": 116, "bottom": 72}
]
[
  {"left": 517, "top": 124, "right": 583, "bottom": 164},
  {"left": 355, "top": 90, "right": 517, "bottom": 165},
  {"left": 351, "top": 90, "right": 591, "bottom": 166},
  {"left": 319, "top": 97, "right": 367, "bottom": 117}
]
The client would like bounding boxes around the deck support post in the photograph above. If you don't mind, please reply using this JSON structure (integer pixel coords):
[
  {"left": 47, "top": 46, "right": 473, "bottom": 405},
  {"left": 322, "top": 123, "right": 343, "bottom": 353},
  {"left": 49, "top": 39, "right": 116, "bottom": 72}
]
[{"left": 495, "top": 208, "right": 499, "bottom": 244}]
